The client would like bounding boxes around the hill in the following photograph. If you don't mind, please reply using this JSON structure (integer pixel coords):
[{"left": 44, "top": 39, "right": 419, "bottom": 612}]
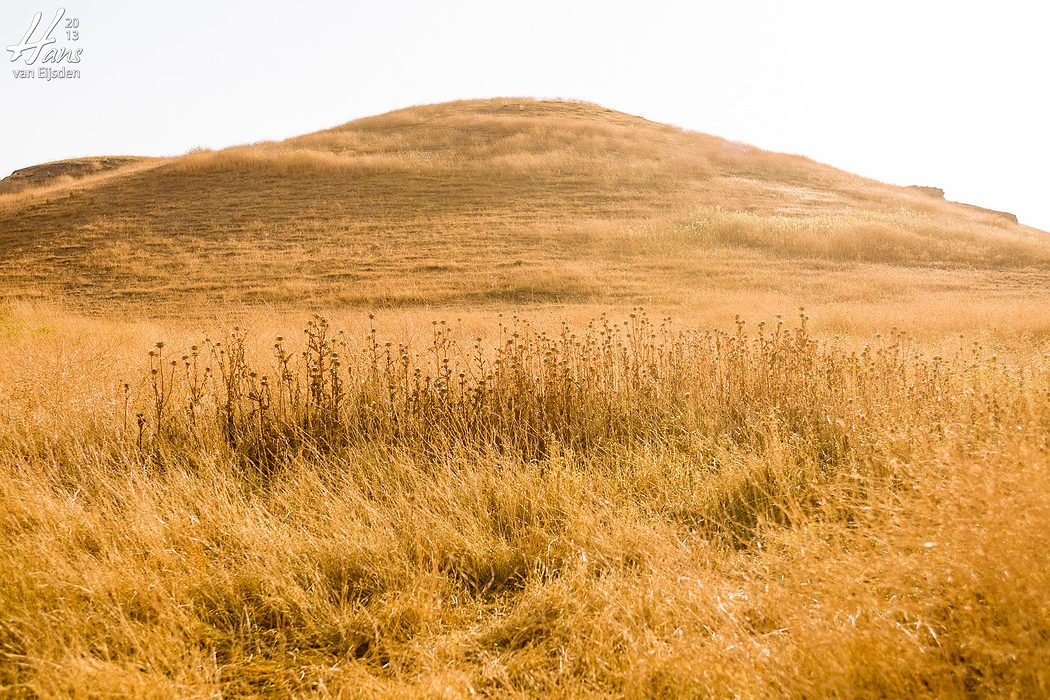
[
  {"left": 2, "top": 99, "right": 1049, "bottom": 696},
  {"left": 1, "top": 98, "right": 1048, "bottom": 316}
]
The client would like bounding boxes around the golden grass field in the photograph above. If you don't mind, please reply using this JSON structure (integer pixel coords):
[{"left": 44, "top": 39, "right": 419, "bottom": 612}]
[{"left": 1, "top": 99, "right": 1049, "bottom": 697}]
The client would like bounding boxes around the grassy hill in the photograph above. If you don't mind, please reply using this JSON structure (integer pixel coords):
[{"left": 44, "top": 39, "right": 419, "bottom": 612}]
[
  {"left": 2, "top": 99, "right": 1049, "bottom": 697},
  {"left": 2, "top": 98, "right": 1047, "bottom": 316}
]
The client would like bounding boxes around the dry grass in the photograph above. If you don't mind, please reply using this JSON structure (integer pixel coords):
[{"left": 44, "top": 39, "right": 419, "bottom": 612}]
[
  {"left": 1, "top": 98, "right": 1049, "bottom": 696},
  {"left": 1, "top": 98, "right": 1047, "bottom": 313},
  {"left": 1, "top": 304, "right": 1048, "bottom": 697}
]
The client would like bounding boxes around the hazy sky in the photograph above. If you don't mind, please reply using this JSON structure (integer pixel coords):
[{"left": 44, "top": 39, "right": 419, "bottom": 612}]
[{"left": 2, "top": 1, "right": 1048, "bottom": 231}]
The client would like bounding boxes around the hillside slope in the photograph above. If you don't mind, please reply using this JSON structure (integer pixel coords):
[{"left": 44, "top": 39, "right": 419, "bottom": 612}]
[
  {"left": 1, "top": 98, "right": 1047, "bottom": 314},
  {"left": 0, "top": 156, "right": 152, "bottom": 195}
]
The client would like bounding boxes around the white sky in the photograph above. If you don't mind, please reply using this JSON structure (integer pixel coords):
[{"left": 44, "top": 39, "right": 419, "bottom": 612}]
[{"left": 2, "top": 0, "right": 1048, "bottom": 231}]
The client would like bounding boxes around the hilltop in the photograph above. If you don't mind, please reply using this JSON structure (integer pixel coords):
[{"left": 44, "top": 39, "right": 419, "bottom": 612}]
[{"left": 1, "top": 98, "right": 1047, "bottom": 315}]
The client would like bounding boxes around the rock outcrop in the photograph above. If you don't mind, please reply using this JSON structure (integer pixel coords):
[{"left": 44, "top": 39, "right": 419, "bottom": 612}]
[
  {"left": 908, "top": 184, "right": 1017, "bottom": 224},
  {"left": 907, "top": 185, "right": 945, "bottom": 199}
]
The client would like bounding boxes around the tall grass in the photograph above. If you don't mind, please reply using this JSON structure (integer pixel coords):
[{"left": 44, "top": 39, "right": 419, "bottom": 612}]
[
  {"left": 135, "top": 312, "right": 924, "bottom": 484},
  {"left": 3, "top": 311, "right": 1046, "bottom": 695}
]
